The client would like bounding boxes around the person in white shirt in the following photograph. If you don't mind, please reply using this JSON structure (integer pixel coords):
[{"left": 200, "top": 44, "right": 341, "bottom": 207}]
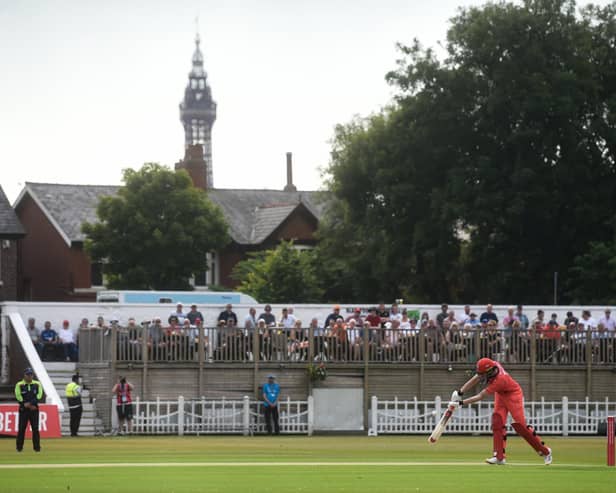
[
  {"left": 58, "top": 320, "right": 78, "bottom": 361},
  {"left": 598, "top": 308, "right": 616, "bottom": 332},
  {"left": 579, "top": 310, "right": 597, "bottom": 330},
  {"left": 169, "top": 303, "right": 186, "bottom": 324},
  {"left": 279, "top": 307, "right": 296, "bottom": 329},
  {"left": 390, "top": 304, "right": 403, "bottom": 322},
  {"left": 26, "top": 318, "right": 42, "bottom": 357}
]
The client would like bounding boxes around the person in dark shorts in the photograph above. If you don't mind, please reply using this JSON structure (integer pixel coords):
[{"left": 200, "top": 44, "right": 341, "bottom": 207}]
[{"left": 111, "top": 376, "right": 134, "bottom": 434}]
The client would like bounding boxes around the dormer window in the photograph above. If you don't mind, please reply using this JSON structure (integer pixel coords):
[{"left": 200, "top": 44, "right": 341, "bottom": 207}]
[
  {"left": 191, "top": 79, "right": 197, "bottom": 89},
  {"left": 195, "top": 92, "right": 202, "bottom": 101},
  {"left": 198, "top": 79, "right": 205, "bottom": 89}
]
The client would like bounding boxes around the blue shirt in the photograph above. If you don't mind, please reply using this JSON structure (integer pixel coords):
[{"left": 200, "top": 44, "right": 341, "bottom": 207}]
[
  {"left": 262, "top": 382, "right": 280, "bottom": 407},
  {"left": 41, "top": 328, "right": 57, "bottom": 342}
]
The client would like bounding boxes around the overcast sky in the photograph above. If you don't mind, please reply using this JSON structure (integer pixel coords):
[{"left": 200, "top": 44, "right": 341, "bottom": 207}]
[{"left": 1, "top": 0, "right": 610, "bottom": 203}]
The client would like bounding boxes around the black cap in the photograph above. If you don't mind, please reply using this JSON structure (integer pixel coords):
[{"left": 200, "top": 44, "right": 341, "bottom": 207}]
[{"left": 24, "top": 367, "right": 34, "bottom": 375}]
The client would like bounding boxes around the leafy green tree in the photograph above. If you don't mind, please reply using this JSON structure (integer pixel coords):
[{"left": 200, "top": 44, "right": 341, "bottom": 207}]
[
  {"left": 232, "top": 241, "right": 323, "bottom": 303},
  {"left": 567, "top": 239, "right": 616, "bottom": 304},
  {"left": 320, "top": 0, "right": 616, "bottom": 303},
  {"left": 83, "top": 163, "right": 229, "bottom": 289}
]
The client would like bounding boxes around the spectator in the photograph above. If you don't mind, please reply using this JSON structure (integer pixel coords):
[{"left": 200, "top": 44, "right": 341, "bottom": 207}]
[
  {"left": 399, "top": 310, "right": 412, "bottom": 331},
  {"left": 245, "top": 307, "right": 258, "bottom": 332},
  {"left": 262, "top": 375, "right": 280, "bottom": 435},
  {"left": 148, "top": 317, "right": 165, "bottom": 349},
  {"left": 461, "top": 305, "right": 472, "bottom": 323},
  {"left": 278, "top": 307, "right": 296, "bottom": 329},
  {"left": 467, "top": 312, "right": 480, "bottom": 326},
  {"left": 345, "top": 307, "right": 364, "bottom": 326},
  {"left": 540, "top": 314, "right": 561, "bottom": 363},
  {"left": 598, "top": 308, "right": 615, "bottom": 333},
  {"left": 112, "top": 376, "right": 134, "bottom": 435},
  {"left": 365, "top": 307, "right": 381, "bottom": 328},
  {"left": 515, "top": 305, "right": 530, "bottom": 331},
  {"left": 480, "top": 304, "right": 498, "bottom": 324},
  {"left": 564, "top": 311, "right": 579, "bottom": 329},
  {"left": 218, "top": 304, "right": 238, "bottom": 326},
  {"left": 289, "top": 319, "right": 308, "bottom": 361},
  {"left": 124, "top": 318, "right": 142, "bottom": 360},
  {"left": 377, "top": 303, "right": 390, "bottom": 327},
  {"left": 534, "top": 309, "right": 545, "bottom": 326},
  {"left": 502, "top": 306, "right": 518, "bottom": 348},
  {"left": 447, "top": 322, "right": 467, "bottom": 362},
  {"left": 390, "top": 304, "right": 403, "bottom": 322},
  {"left": 503, "top": 306, "right": 518, "bottom": 331},
  {"left": 79, "top": 318, "right": 89, "bottom": 330},
  {"left": 25, "top": 318, "right": 42, "bottom": 357},
  {"left": 483, "top": 320, "right": 503, "bottom": 360},
  {"left": 309, "top": 317, "right": 326, "bottom": 361},
  {"left": 169, "top": 303, "right": 186, "bottom": 324},
  {"left": 257, "top": 318, "right": 271, "bottom": 361},
  {"left": 186, "top": 304, "right": 204, "bottom": 324},
  {"left": 331, "top": 317, "right": 349, "bottom": 360},
  {"left": 258, "top": 305, "right": 276, "bottom": 327},
  {"left": 324, "top": 305, "right": 342, "bottom": 328},
  {"left": 445, "top": 310, "right": 457, "bottom": 326},
  {"left": 40, "top": 321, "right": 59, "bottom": 361},
  {"left": 58, "top": 320, "right": 78, "bottom": 362},
  {"left": 579, "top": 310, "right": 596, "bottom": 330},
  {"left": 95, "top": 316, "right": 107, "bottom": 329},
  {"left": 436, "top": 303, "right": 449, "bottom": 328}
]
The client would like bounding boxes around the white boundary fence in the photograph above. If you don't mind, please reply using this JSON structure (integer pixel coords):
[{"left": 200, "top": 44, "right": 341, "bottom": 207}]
[
  {"left": 111, "top": 396, "right": 313, "bottom": 436},
  {"left": 369, "top": 396, "right": 616, "bottom": 436}
]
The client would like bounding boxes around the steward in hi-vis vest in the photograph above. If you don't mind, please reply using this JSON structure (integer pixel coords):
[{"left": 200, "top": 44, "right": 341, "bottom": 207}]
[
  {"left": 65, "top": 374, "right": 83, "bottom": 437},
  {"left": 15, "top": 367, "right": 44, "bottom": 452}
]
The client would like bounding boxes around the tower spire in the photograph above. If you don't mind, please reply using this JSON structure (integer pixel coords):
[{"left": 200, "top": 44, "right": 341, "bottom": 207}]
[{"left": 177, "top": 29, "right": 217, "bottom": 189}]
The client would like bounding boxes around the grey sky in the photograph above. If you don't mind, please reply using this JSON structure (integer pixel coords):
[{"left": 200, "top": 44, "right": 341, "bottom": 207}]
[{"left": 1, "top": 0, "right": 610, "bottom": 203}]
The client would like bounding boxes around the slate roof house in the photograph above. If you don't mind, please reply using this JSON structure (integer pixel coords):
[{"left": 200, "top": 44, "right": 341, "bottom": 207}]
[
  {"left": 14, "top": 181, "right": 323, "bottom": 300},
  {"left": 0, "top": 186, "right": 25, "bottom": 301}
]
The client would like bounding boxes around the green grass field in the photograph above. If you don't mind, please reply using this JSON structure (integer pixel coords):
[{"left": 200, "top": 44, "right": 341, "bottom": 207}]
[{"left": 0, "top": 435, "right": 613, "bottom": 492}]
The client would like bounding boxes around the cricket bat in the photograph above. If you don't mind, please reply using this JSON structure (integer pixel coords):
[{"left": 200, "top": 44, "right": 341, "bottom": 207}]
[{"left": 428, "top": 403, "right": 456, "bottom": 443}]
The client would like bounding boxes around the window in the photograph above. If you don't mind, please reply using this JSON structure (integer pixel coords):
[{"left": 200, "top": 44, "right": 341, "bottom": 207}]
[
  {"left": 91, "top": 262, "right": 103, "bottom": 287},
  {"left": 193, "top": 252, "right": 218, "bottom": 287}
]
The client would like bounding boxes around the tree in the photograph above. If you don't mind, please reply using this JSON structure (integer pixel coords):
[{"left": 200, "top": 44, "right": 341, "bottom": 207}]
[
  {"left": 231, "top": 241, "right": 323, "bottom": 303},
  {"left": 320, "top": 0, "right": 616, "bottom": 303},
  {"left": 567, "top": 238, "right": 616, "bottom": 304},
  {"left": 83, "top": 163, "right": 229, "bottom": 289}
]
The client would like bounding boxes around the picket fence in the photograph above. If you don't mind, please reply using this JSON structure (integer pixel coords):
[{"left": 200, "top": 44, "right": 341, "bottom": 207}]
[
  {"left": 110, "top": 395, "right": 614, "bottom": 436},
  {"left": 369, "top": 396, "right": 616, "bottom": 436},
  {"left": 111, "top": 396, "right": 313, "bottom": 436}
]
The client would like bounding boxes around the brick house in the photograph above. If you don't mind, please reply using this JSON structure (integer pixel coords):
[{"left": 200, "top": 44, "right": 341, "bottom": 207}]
[
  {"left": 13, "top": 179, "right": 323, "bottom": 301},
  {"left": 0, "top": 185, "right": 25, "bottom": 301}
]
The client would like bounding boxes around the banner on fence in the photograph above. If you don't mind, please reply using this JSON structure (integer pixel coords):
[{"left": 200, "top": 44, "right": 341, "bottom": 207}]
[{"left": 0, "top": 404, "right": 62, "bottom": 438}]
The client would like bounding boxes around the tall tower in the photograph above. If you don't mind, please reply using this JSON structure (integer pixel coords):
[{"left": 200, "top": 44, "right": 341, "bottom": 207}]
[{"left": 177, "top": 33, "right": 217, "bottom": 189}]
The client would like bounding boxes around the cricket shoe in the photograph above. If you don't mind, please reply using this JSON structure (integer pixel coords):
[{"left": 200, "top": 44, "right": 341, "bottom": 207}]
[
  {"left": 543, "top": 448, "right": 552, "bottom": 465},
  {"left": 485, "top": 456, "right": 506, "bottom": 465}
]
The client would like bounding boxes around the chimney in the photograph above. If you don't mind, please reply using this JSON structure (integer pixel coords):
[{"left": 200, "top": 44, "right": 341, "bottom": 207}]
[
  {"left": 283, "top": 152, "right": 297, "bottom": 192},
  {"left": 175, "top": 144, "right": 207, "bottom": 190}
]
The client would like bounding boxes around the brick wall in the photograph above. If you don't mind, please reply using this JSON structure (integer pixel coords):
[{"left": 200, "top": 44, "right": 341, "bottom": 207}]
[{"left": 0, "top": 239, "right": 18, "bottom": 301}]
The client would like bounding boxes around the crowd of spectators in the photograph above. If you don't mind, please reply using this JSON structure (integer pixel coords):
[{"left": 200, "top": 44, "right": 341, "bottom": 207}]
[
  {"left": 25, "top": 302, "right": 616, "bottom": 365},
  {"left": 26, "top": 318, "right": 79, "bottom": 362}
]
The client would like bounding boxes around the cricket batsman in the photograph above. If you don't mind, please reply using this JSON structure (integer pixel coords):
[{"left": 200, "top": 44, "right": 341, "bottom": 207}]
[{"left": 448, "top": 357, "right": 552, "bottom": 465}]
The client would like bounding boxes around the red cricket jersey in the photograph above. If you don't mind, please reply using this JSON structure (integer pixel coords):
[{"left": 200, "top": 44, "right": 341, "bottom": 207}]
[{"left": 484, "top": 362, "right": 522, "bottom": 395}]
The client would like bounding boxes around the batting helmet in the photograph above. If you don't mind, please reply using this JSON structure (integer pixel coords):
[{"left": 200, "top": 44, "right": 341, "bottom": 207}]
[{"left": 476, "top": 358, "right": 496, "bottom": 374}]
